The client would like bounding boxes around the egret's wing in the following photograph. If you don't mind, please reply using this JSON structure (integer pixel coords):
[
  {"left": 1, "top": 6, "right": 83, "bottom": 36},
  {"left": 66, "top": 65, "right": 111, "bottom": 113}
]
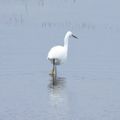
[{"left": 48, "top": 46, "right": 65, "bottom": 59}]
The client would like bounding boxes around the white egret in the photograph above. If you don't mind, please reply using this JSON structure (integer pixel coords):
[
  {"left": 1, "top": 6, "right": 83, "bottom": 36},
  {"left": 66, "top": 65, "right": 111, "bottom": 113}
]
[{"left": 47, "top": 31, "right": 78, "bottom": 75}]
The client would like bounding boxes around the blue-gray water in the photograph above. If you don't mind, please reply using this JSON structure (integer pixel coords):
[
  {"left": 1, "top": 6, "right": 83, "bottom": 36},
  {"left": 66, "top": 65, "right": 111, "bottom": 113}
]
[{"left": 0, "top": 0, "right": 120, "bottom": 120}]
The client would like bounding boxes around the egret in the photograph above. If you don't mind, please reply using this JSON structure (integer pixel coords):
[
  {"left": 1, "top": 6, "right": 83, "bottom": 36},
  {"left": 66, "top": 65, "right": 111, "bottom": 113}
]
[{"left": 47, "top": 31, "right": 78, "bottom": 75}]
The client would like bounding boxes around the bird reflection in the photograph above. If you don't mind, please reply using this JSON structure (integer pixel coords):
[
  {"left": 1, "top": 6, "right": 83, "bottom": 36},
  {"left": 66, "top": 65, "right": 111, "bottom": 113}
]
[
  {"left": 48, "top": 74, "right": 66, "bottom": 106},
  {"left": 48, "top": 75, "right": 70, "bottom": 120},
  {"left": 49, "top": 74, "right": 65, "bottom": 86}
]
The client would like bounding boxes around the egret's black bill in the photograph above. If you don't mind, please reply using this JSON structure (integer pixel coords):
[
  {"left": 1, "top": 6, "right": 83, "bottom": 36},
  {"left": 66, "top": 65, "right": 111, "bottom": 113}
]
[{"left": 72, "top": 35, "right": 78, "bottom": 39}]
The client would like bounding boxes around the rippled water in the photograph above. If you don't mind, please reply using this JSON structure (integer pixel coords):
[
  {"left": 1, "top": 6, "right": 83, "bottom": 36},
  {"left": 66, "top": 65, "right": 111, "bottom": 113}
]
[{"left": 0, "top": 0, "right": 120, "bottom": 120}]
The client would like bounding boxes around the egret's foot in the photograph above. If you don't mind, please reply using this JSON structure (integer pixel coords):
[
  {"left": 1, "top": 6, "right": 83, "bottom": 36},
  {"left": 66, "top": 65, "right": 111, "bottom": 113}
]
[
  {"left": 49, "top": 71, "right": 54, "bottom": 75},
  {"left": 49, "top": 69, "right": 56, "bottom": 75}
]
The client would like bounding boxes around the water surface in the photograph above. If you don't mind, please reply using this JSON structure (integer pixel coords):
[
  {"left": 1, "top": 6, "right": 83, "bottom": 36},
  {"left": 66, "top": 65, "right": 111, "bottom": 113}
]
[{"left": 0, "top": 0, "right": 120, "bottom": 120}]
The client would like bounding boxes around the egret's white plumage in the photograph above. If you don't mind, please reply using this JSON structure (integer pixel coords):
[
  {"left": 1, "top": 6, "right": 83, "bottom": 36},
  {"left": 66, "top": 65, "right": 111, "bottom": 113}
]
[
  {"left": 47, "top": 31, "right": 78, "bottom": 75},
  {"left": 48, "top": 45, "right": 66, "bottom": 65}
]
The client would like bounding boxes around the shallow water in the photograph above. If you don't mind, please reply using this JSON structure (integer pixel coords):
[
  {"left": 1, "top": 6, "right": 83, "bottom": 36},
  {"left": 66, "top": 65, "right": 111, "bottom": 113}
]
[{"left": 0, "top": 0, "right": 120, "bottom": 120}]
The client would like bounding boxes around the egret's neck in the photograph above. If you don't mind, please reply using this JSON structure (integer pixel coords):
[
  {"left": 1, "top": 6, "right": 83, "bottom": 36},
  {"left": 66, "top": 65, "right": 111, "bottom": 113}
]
[{"left": 64, "top": 35, "right": 69, "bottom": 51}]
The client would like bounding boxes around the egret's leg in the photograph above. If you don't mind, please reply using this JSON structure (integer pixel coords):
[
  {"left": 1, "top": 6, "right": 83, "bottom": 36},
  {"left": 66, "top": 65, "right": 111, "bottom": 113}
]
[
  {"left": 52, "top": 59, "right": 57, "bottom": 75},
  {"left": 53, "top": 65, "right": 57, "bottom": 76},
  {"left": 49, "top": 59, "right": 57, "bottom": 75}
]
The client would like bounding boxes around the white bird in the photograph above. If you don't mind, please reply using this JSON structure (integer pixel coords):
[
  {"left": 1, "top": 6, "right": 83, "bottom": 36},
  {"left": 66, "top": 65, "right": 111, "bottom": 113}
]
[{"left": 47, "top": 31, "right": 78, "bottom": 75}]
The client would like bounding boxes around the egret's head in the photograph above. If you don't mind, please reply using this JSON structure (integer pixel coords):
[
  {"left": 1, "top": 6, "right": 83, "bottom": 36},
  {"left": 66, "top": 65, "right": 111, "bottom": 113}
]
[{"left": 66, "top": 31, "right": 78, "bottom": 39}]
